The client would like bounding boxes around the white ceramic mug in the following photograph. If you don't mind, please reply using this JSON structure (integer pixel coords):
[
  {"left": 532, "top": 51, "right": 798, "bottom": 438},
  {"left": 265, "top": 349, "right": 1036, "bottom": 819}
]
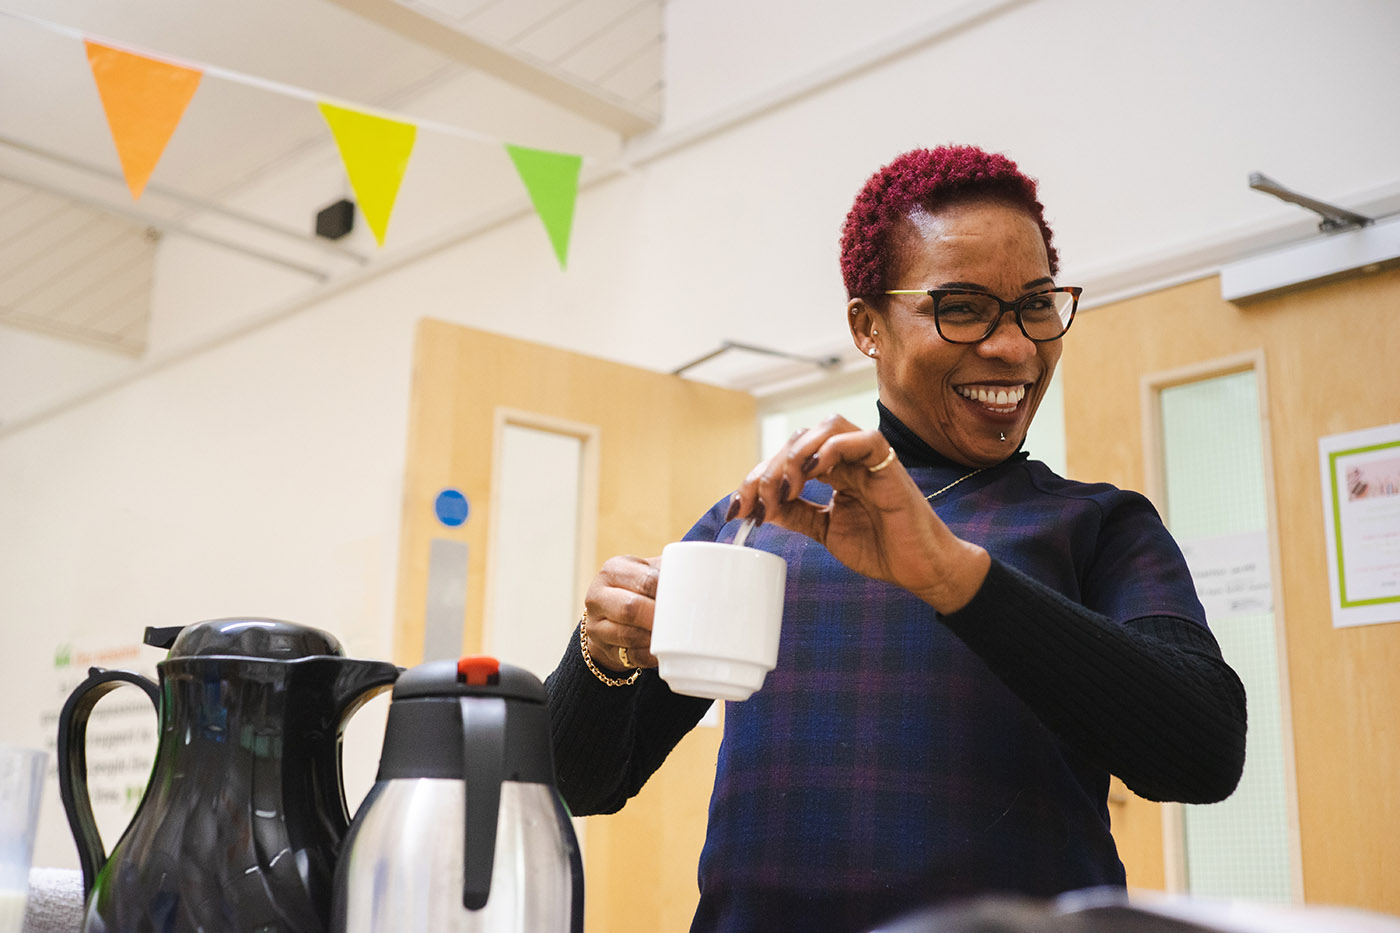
[{"left": 650, "top": 541, "right": 787, "bottom": 701}]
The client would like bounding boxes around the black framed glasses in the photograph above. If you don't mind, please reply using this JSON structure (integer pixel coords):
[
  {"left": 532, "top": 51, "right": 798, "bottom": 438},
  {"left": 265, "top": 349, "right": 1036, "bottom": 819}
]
[{"left": 882, "top": 286, "right": 1082, "bottom": 343}]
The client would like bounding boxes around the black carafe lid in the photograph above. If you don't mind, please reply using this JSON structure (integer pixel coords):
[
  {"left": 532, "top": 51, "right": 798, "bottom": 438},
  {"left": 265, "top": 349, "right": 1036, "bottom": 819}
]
[
  {"left": 391, "top": 655, "right": 546, "bottom": 703},
  {"left": 376, "top": 656, "right": 553, "bottom": 782},
  {"left": 145, "top": 618, "right": 347, "bottom": 658}
]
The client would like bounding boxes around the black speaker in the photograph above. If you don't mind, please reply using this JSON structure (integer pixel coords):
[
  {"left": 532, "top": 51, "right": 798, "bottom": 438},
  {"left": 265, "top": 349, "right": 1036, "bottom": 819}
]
[{"left": 315, "top": 198, "right": 355, "bottom": 240}]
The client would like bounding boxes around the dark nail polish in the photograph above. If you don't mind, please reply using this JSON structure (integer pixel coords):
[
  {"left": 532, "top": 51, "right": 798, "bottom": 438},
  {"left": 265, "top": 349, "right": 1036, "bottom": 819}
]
[
  {"left": 778, "top": 477, "right": 791, "bottom": 502},
  {"left": 800, "top": 455, "right": 818, "bottom": 474},
  {"left": 724, "top": 493, "right": 740, "bottom": 522},
  {"left": 752, "top": 498, "right": 766, "bottom": 525}
]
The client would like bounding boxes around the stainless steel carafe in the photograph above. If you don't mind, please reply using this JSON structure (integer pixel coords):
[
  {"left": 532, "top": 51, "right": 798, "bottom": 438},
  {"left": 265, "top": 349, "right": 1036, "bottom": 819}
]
[{"left": 332, "top": 655, "right": 583, "bottom": 933}]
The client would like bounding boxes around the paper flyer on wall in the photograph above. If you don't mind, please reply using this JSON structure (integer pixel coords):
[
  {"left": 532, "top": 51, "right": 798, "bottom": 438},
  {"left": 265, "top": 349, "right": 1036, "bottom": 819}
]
[{"left": 1318, "top": 422, "right": 1400, "bottom": 628}]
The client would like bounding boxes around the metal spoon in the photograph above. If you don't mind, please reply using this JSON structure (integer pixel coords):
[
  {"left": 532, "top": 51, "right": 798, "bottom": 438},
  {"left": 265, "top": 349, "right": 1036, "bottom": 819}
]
[{"left": 731, "top": 516, "right": 757, "bottom": 548}]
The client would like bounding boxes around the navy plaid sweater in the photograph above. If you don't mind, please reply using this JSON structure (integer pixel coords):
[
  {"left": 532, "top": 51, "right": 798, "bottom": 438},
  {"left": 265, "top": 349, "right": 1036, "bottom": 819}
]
[{"left": 546, "top": 407, "right": 1247, "bottom": 932}]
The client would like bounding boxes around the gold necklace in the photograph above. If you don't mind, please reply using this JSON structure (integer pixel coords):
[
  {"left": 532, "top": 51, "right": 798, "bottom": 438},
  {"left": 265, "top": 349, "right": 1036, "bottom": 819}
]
[{"left": 925, "top": 466, "right": 989, "bottom": 501}]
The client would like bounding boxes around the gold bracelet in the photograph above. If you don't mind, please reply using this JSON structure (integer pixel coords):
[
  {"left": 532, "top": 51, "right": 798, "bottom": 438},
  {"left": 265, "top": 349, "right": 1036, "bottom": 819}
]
[{"left": 579, "top": 611, "right": 641, "bottom": 687}]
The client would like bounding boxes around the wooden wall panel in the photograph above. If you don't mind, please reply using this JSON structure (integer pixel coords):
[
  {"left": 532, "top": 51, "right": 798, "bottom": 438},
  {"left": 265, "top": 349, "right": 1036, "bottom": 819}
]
[
  {"left": 395, "top": 318, "right": 757, "bottom": 931},
  {"left": 1062, "top": 269, "right": 1400, "bottom": 912}
]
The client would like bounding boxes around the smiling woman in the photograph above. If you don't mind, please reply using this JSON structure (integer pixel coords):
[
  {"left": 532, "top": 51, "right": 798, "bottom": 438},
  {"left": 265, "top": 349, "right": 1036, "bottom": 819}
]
[
  {"left": 850, "top": 199, "right": 1068, "bottom": 467},
  {"left": 545, "top": 145, "right": 1248, "bottom": 933}
]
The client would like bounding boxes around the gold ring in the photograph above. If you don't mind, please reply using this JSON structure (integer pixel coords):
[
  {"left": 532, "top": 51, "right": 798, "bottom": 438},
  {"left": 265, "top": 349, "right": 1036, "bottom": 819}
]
[
  {"left": 618, "top": 645, "right": 633, "bottom": 669},
  {"left": 867, "top": 447, "right": 897, "bottom": 473}
]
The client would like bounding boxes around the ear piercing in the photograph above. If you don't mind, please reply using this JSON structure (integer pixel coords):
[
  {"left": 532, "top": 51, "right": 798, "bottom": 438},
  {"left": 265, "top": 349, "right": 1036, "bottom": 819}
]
[{"left": 868, "top": 348, "right": 877, "bottom": 357}]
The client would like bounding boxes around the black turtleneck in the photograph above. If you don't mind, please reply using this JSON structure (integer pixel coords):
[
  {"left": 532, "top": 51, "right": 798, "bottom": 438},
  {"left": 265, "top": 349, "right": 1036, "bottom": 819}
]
[
  {"left": 870, "top": 399, "right": 1244, "bottom": 803},
  {"left": 877, "top": 400, "right": 953, "bottom": 468},
  {"left": 876, "top": 400, "right": 1028, "bottom": 470}
]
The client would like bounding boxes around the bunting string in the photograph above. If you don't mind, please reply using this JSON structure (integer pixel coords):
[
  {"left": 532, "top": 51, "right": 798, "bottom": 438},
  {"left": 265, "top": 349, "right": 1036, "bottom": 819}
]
[
  {"left": 0, "top": 9, "right": 504, "bottom": 144},
  {"left": 0, "top": 8, "right": 587, "bottom": 265}
]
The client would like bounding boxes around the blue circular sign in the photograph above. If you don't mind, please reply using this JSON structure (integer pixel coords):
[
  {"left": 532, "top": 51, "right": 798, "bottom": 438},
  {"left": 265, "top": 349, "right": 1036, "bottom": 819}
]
[{"left": 434, "top": 489, "right": 469, "bottom": 527}]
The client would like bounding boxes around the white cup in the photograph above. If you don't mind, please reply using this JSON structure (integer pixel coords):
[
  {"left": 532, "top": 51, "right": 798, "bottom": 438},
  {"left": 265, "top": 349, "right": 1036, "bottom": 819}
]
[
  {"left": 0, "top": 743, "right": 46, "bottom": 931},
  {"left": 650, "top": 541, "right": 787, "bottom": 701}
]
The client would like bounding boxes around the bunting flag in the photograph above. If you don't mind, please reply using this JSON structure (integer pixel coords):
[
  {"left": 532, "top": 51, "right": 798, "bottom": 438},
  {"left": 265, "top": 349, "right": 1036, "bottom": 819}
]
[
  {"left": 505, "top": 144, "right": 583, "bottom": 269},
  {"left": 84, "top": 41, "right": 203, "bottom": 199},
  {"left": 18, "top": 10, "right": 589, "bottom": 262},
  {"left": 318, "top": 102, "right": 417, "bottom": 247}
]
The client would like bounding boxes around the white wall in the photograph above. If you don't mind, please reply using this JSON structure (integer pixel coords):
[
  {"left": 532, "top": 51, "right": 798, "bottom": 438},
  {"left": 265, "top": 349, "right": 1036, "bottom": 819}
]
[{"left": 4, "top": 0, "right": 1400, "bottom": 870}]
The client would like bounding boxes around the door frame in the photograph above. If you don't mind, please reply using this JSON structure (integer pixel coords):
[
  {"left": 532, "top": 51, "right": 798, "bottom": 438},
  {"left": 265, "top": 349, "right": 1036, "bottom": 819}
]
[{"left": 1139, "top": 348, "right": 1303, "bottom": 900}]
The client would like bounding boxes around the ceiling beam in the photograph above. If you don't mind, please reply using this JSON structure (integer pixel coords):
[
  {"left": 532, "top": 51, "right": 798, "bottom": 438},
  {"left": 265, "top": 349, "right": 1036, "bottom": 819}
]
[
  {"left": 323, "top": 0, "right": 658, "bottom": 136},
  {"left": 0, "top": 134, "right": 369, "bottom": 267},
  {"left": 0, "top": 170, "right": 332, "bottom": 282}
]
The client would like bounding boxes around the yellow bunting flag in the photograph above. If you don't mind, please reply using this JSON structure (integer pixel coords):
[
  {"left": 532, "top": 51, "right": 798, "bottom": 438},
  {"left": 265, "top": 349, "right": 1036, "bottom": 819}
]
[
  {"left": 505, "top": 144, "right": 583, "bottom": 269},
  {"left": 318, "top": 102, "right": 417, "bottom": 247},
  {"left": 84, "top": 41, "right": 202, "bottom": 200}
]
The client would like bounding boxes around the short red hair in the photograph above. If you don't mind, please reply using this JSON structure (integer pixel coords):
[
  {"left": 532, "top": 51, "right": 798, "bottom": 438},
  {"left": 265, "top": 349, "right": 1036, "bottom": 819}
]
[{"left": 839, "top": 146, "right": 1059, "bottom": 299}]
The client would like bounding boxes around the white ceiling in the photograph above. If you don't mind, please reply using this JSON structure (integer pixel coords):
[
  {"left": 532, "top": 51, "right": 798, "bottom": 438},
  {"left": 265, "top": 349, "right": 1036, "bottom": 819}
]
[
  {"left": 0, "top": 177, "right": 156, "bottom": 354},
  {"left": 0, "top": 0, "right": 660, "bottom": 354},
  {"left": 329, "top": 0, "right": 663, "bottom": 131}
]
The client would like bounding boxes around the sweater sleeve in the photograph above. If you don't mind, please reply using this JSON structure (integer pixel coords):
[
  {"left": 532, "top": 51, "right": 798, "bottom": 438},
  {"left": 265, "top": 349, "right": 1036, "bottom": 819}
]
[
  {"left": 545, "top": 628, "right": 714, "bottom": 816},
  {"left": 939, "top": 558, "right": 1247, "bottom": 804},
  {"left": 545, "top": 498, "right": 732, "bottom": 816}
]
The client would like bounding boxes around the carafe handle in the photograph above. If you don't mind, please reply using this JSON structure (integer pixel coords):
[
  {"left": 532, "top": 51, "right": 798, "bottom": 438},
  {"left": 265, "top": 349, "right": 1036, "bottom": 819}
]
[
  {"left": 460, "top": 696, "right": 506, "bottom": 911},
  {"left": 56, "top": 666, "right": 160, "bottom": 893},
  {"left": 330, "top": 659, "right": 401, "bottom": 827}
]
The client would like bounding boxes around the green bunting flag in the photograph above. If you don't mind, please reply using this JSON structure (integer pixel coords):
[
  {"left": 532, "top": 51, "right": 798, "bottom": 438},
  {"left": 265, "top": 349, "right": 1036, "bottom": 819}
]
[{"left": 505, "top": 144, "right": 583, "bottom": 269}]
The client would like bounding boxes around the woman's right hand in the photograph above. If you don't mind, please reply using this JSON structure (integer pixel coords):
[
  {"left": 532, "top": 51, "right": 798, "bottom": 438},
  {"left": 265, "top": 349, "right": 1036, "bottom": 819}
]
[
  {"left": 582, "top": 554, "right": 662, "bottom": 672},
  {"left": 728, "top": 414, "right": 991, "bottom": 614}
]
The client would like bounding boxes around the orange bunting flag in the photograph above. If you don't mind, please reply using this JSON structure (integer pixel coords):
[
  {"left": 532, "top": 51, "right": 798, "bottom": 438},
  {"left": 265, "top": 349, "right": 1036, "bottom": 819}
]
[
  {"left": 505, "top": 144, "right": 583, "bottom": 269},
  {"left": 318, "top": 102, "right": 417, "bottom": 247},
  {"left": 84, "top": 41, "right": 202, "bottom": 200}
]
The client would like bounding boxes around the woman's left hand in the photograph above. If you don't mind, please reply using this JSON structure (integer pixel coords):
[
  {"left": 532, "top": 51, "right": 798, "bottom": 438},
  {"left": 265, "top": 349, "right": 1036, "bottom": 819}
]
[{"left": 728, "top": 415, "right": 990, "bottom": 613}]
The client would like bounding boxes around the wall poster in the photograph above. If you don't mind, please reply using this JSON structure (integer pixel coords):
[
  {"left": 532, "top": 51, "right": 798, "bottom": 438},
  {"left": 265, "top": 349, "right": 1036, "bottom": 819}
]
[{"left": 1319, "top": 422, "right": 1400, "bottom": 628}]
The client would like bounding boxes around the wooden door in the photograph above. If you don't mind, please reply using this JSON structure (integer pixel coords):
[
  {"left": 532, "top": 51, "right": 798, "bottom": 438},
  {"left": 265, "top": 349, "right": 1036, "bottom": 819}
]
[
  {"left": 1063, "top": 270, "right": 1400, "bottom": 912},
  {"left": 393, "top": 318, "right": 757, "bottom": 932}
]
